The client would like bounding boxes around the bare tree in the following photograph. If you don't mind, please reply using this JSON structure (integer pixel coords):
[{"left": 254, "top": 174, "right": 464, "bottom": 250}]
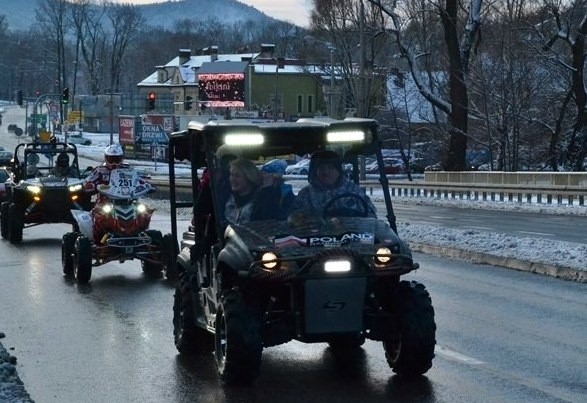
[
  {"left": 104, "top": 2, "right": 145, "bottom": 92},
  {"left": 367, "top": 0, "right": 483, "bottom": 171},
  {"left": 537, "top": 0, "right": 587, "bottom": 171},
  {"left": 36, "top": 0, "right": 70, "bottom": 97}
]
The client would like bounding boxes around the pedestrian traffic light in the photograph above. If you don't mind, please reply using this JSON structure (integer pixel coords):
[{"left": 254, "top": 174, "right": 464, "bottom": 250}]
[
  {"left": 148, "top": 92, "right": 156, "bottom": 110},
  {"left": 185, "top": 95, "right": 193, "bottom": 111},
  {"left": 62, "top": 87, "right": 69, "bottom": 104},
  {"left": 17, "top": 90, "right": 23, "bottom": 106}
]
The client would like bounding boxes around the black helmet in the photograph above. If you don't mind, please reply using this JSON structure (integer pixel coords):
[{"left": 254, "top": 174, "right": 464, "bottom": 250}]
[
  {"left": 308, "top": 150, "right": 342, "bottom": 185},
  {"left": 57, "top": 152, "right": 69, "bottom": 167}
]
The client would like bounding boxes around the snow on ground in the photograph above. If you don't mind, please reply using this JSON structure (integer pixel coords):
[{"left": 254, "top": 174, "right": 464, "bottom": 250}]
[{"left": 1, "top": 130, "right": 586, "bottom": 401}]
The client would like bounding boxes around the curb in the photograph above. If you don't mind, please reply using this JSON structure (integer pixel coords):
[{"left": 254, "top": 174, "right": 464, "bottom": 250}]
[{"left": 408, "top": 242, "right": 586, "bottom": 283}]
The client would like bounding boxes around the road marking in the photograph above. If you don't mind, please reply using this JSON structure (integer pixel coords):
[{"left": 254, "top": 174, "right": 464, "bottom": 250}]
[
  {"left": 516, "top": 230, "right": 555, "bottom": 237},
  {"left": 435, "top": 345, "right": 485, "bottom": 365},
  {"left": 463, "top": 225, "right": 494, "bottom": 231}
]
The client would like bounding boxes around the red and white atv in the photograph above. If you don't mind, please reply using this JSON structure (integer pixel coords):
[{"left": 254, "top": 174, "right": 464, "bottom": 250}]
[{"left": 61, "top": 168, "right": 175, "bottom": 284}]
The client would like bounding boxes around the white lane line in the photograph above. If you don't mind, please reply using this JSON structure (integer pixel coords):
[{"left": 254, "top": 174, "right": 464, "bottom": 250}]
[
  {"left": 435, "top": 345, "right": 485, "bottom": 365},
  {"left": 516, "top": 230, "right": 555, "bottom": 237}
]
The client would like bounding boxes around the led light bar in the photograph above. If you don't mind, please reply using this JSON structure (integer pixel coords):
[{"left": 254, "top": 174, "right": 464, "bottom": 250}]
[
  {"left": 224, "top": 133, "right": 264, "bottom": 146},
  {"left": 324, "top": 259, "right": 352, "bottom": 273},
  {"left": 326, "top": 130, "right": 365, "bottom": 143}
]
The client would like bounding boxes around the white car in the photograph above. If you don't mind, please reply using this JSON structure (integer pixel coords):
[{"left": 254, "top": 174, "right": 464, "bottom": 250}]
[
  {"left": 61, "top": 133, "right": 92, "bottom": 146},
  {"left": 285, "top": 159, "right": 311, "bottom": 175}
]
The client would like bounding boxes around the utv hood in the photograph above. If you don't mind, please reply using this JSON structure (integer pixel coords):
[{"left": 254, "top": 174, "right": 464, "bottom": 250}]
[{"left": 227, "top": 216, "right": 405, "bottom": 257}]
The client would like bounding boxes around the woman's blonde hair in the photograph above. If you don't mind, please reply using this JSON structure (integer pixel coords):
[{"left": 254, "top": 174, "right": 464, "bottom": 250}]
[{"left": 230, "top": 158, "right": 262, "bottom": 188}]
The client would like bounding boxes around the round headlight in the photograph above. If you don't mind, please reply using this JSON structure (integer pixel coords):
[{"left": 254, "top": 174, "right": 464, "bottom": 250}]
[
  {"left": 261, "top": 252, "right": 279, "bottom": 269},
  {"left": 375, "top": 247, "right": 392, "bottom": 264},
  {"left": 27, "top": 185, "right": 41, "bottom": 194},
  {"left": 102, "top": 204, "right": 113, "bottom": 213},
  {"left": 137, "top": 204, "right": 147, "bottom": 213}
]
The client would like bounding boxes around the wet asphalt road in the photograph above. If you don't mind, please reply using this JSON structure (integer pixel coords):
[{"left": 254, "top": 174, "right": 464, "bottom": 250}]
[{"left": 0, "top": 214, "right": 585, "bottom": 403}]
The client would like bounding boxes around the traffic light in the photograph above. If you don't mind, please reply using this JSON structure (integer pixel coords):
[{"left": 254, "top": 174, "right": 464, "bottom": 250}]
[
  {"left": 185, "top": 95, "right": 193, "bottom": 111},
  {"left": 62, "top": 87, "right": 69, "bottom": 104},
  {"left": 147, "top": 92, "right": 156, "bottom": 110},
  {"left": 17, "top": 90, "right": 23, "bottom": 106}
]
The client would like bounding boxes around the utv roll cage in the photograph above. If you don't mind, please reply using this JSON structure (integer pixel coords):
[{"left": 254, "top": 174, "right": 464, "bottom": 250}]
[{"left": 166, "top": 118, "right": 398, "bottom": 269}]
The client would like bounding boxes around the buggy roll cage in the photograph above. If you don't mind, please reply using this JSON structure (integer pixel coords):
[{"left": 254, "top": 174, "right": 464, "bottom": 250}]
[{"left": 11, "top": 142, "right": 82, "bottom": 181}]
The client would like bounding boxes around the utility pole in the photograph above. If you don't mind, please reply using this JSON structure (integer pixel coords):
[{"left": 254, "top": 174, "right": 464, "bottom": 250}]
[{"left": 358, "top": 0, "right": 366, "bottom": 118}]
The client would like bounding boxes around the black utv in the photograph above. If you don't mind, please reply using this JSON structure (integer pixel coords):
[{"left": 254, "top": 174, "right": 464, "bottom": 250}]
[
  {"left": 0, "top": 142, "right": 92, "bottom": 243},
  {"left": 167, "top": 118, "right": 436, "bottom": 384}
]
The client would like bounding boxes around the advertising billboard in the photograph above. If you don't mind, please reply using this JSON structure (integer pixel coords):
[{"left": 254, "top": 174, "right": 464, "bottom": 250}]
[
  {"left": 198, "top": 73, "right": 245, "bottom": 107},
  {"left": 118, "top": 114, "right": 176, "bottom": 160}
]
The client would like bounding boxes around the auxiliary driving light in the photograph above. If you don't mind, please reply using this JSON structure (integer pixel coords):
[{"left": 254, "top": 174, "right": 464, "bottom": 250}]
[
  {"left": 326, "top": 130, "right": 365, "bottom": 143},
  {"left": 102, "top": 204, "right": 113, "bottom": 213},
  {"left": 261, "top": 252, "right": 279, "bottom": 269},
  {"left": 224, "top": 133, "right": 264, "bottom": 146},
  {"left": 68, "top": 184, "right": 83, "bottom": 192},
  {"left": 324, "top": 259, "right": 351, "bottom": 273},
  {"left": 375, "top": 247, "right": 392, "bottom": 264},
  {"left": 27, "top": 185, "right": 41, "bottom": 194},
  {"left": 136, "top": 203, "right": 147, "bottom": 213}
]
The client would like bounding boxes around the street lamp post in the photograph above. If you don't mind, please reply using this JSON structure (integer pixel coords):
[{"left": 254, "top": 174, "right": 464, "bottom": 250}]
[{"left": 304, "top": 35, "right": 337, "bottom": 118}]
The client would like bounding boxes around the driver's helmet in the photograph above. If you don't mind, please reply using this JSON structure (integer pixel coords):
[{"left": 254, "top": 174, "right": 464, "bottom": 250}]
[
  {"left": 104, "top": 144, "right": 124, "bottom": 169},
  {"left": 56, "top": 152, "right": 69, "bottom": 168},
  {"left": 308, "top": 150, "right": 342, "bottom": 185}
]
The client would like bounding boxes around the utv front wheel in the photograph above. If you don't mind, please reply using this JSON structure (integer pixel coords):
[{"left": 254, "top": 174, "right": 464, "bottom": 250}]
[
  {"left": 62, "top": 232, "right": 77, "bottom": 277},
  {"left": 173, "top": 272, "right": 213, "bottom": 354},
  {"left": 382, "top": 281, "right": 436, "bottom": 377},
  {"left": 0, "top": 202, "right": 10, "bottom": 239},
  {"left": 215, "top": 290, "right": 262, "bottom": 385},
  {"left": 8, "top": 203, "right": 23, "bottom": 244},
  {"left": 74, "top": 236, "right": 93, "bottom": 284}
]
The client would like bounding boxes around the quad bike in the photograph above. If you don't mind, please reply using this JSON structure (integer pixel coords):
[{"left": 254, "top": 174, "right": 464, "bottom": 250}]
[
  {"left": 62, "top": 167, "right": 176, "bottom": 284},
  {"left": 166, "top": 118, "right": 436, "bottom": 385}
]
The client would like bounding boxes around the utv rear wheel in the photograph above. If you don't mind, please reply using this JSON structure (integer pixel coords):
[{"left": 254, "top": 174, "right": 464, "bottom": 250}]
[
  {"left": 215, "top": 290, "right": 262, "bottom": 385},
  {"left": 74, "top": 236, "right": 92, "bottom": 284},
  {"left": 62, "top": 232, "right": 77, "bottom": 277},
  {"left": 173, "top": 272, "right": 213, "bottom": 354},
  {"left": 1, "top": 202, "right": 10, "bottom": 239},
  {"left": 141, "top": 230, "right": 163, "bottom": 278},
  {"left": 8, "top": 203, "right": 23, "bottom": 244},
  {"left": 382, "top": 281, "right": 436, "bottom": 377}
]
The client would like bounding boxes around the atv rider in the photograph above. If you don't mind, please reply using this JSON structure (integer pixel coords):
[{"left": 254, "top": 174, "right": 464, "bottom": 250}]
[
  {"left": 83, "top": 144, "right": 147, "bottom": 243},
  {"left": 290, "top": 150, "right": 376, "bottom": 217},
  {"left": 83, "top": 144, "right": 126, "bottom": 202}
]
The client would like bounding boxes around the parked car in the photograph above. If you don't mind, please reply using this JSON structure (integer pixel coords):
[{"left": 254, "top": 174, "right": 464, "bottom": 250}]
[
  {"left": 0, "top": 150, "right": 13, "bottom": 166},
  {"left": 0, "top": 167, "right": 8, "bottom": 201},
  {"left": 365, "top": 158, "right": 404, "bottom": 174},
  {"left": 59, "top": 133, "right": 92, "bottom": 146},
  {"left": 285, "top": 158, "right": 311, "bottom": 175}
]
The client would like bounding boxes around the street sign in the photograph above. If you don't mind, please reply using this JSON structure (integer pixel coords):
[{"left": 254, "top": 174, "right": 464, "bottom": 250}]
[{"left": 28, "top": 114, "right": 46, "bottom": 125}]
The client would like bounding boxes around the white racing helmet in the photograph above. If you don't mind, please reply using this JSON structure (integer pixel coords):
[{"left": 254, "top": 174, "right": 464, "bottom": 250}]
[{"left": 104, "top": 144, "right": 124, "bottom": 169}]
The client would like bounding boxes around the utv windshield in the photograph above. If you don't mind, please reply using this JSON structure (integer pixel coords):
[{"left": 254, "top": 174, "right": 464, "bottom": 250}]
[{"left": 199, "top": 119, "right": 383, "bottom": 237}]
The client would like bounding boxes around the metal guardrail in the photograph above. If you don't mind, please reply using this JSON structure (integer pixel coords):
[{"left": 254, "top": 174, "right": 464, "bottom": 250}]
[{"left": 150, "top": 176, "right": 587, "bottom": 207}]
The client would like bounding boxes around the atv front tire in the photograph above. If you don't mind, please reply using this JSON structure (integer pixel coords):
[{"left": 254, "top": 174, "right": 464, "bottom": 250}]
[
  {"left": 382, "top": 281, "right": 436, "bottom": 377},
  {"left": 0, "top": 202, "right": 9, "bottom": 239},
  {"left": 141, "top": 229, "right": 164, "bottom": 278},
  {"left": 62, "top": 232, "right": 77, "bottom": 277},
  {"left": 74, "top": 236, "right": 92, "bottom": 284},
  {"left": 173, "top": 272, "right": 213, "bottom": 354},
  {"left": 8, "top": 203, "right": 23, "bottom": 244},
  {"left": 215, "top": 290, "right": 262, "bottom": 385}
]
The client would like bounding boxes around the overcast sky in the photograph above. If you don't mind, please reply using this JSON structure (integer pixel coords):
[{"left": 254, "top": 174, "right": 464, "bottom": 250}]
[{"left": 114, "top": 0, "right": 311, "bottom": 27}]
